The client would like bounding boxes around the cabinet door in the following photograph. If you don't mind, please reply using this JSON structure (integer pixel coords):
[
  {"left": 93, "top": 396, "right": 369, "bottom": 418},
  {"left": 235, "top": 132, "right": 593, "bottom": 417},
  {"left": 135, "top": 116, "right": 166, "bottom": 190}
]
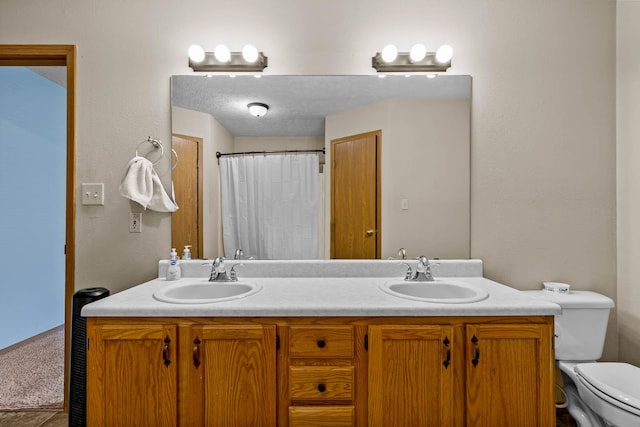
[
  {"left": 368, "top": 325, "right": 456, "bottom": 427},
  {"left": 86, "top": 323, "right": 177, "bottom": 427},
  {"left": 188, "top": 324, "right": 277, "bottom": 427},
  {"left": 465, "top": 323, "right": 554, "bottom": 427}
]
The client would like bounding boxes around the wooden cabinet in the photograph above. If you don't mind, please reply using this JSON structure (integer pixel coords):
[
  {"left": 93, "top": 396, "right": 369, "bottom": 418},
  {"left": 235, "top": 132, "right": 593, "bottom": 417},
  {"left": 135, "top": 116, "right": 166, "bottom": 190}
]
[
  {"left": 368, "top": 325, "right": 457, "bottom": 427},
  {"left": 367, "top": 322, "right": 555, "bottom": 427},
  {"left": 86, "top": 322, "right": 178, "bottom": 427},
  {"left": 86, "top": 316, "right": 554, "bottom": 427}
]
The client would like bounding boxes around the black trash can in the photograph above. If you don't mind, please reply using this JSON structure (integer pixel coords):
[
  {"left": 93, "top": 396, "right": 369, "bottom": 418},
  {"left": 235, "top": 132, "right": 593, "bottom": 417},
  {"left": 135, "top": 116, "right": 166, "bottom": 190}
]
[{"left": 69, "top": 287, "right": 109, "bottom": 427}]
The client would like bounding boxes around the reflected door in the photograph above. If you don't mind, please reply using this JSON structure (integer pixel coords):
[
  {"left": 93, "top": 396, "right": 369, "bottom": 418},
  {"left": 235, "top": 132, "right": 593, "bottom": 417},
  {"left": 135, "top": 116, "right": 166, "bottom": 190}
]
[
  {"left": 331, "top": 130, "right": 381, "bottom": 259},
  {"left": 171, "top": 134, "right": 203, "bottom": 258}
]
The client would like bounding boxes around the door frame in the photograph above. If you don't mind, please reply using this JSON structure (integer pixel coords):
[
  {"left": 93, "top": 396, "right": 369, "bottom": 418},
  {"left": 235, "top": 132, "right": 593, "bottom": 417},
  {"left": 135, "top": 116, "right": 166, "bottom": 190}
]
[
  {"left": 330, "top": 130, "right": 382, "bottom": 258},
  {"left": 0, "top": 44, "right": 76, "bottom": 411}
]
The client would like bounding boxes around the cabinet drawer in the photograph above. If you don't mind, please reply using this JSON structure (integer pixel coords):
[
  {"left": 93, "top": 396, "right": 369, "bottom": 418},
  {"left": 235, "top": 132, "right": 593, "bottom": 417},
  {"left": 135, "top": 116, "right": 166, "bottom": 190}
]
[
  {"left": 290, "top": 366, "right": 354, "bottom": 400},
  {"left": 289, "top": 406, "right": 354, "bottom": 427},
  {"left": 289, "top": 326, "right": 354, "bottom": 358}
]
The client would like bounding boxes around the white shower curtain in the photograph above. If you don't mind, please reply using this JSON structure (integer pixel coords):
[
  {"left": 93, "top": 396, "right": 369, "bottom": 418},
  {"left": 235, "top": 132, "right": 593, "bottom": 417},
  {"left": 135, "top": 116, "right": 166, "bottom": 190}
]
[{"left": 219, "top": 153, "right": 320, "bottom": 259}]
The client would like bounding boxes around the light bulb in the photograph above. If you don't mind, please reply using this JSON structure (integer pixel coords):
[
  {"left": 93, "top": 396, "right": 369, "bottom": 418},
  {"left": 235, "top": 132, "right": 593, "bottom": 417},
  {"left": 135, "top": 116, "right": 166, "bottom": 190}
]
[
  {"left": 381, "top": 44, "right": 398, "bottom": 63},
  {"left": 242, "top": 44, "right": 259, "bottom": 63},
  {"left": 247, "top": 102, "right": 269, "bottom": 117},
  {"left": 188, "top": 45, "right": 205, "bottom": 63},
  {"left": 409, "top": 44, "right": 427, "bottom": 62},
  {"left": 214, "top": 45, "right": 231, "bottom": 63},
  {"left": 435, "top": 45, "right": 453, "bottom": 64}
]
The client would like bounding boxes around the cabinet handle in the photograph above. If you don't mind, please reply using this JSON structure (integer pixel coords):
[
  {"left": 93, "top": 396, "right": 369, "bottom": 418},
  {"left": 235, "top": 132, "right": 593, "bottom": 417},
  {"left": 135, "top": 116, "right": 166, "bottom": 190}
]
[
  {"left": 162, "top": 335, "right": 171, "bottom": 367},
  {"left": 471, "top": 335, "right": 480, "bottom": 367},
  {"left": 193, "top": 337, "right": 201, "bottom": 368},
  {"left": 442, "top": 336, "right": 451, "bottom": 369},
  {"left": 317, "top": 383, "right": 326, "bottom": 393},
  {"left": 316, "top": 339, "right": 326, "bottom": 348}
]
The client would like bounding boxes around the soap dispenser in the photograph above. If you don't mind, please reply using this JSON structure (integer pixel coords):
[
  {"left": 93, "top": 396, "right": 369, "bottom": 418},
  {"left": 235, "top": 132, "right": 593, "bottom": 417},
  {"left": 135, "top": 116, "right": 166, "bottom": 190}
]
[
  {"left": 183, "top": 245, "right": 192, "bottom": 260},
  {"left": 166, "top": 248, "right": 181, "bottom": 280}
]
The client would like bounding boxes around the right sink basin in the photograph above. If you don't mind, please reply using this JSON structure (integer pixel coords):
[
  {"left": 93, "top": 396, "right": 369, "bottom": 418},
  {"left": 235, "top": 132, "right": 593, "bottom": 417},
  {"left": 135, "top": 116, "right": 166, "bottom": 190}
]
[{"left": 380, "top": 279, "right": 489, "bottom": 304}]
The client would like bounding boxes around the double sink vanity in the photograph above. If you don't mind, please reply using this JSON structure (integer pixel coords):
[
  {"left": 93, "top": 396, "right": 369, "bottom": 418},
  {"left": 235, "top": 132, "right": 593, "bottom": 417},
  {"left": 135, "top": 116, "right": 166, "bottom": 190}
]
[{"left": 83, "top": 259, "right": 560, "bottom": 426}]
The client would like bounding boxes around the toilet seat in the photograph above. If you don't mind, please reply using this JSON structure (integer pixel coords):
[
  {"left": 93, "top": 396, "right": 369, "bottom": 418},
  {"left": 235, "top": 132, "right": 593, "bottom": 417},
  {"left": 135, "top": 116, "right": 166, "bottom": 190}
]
[{"left": 575, "top": 362, "right": 640, "bottom": 416}]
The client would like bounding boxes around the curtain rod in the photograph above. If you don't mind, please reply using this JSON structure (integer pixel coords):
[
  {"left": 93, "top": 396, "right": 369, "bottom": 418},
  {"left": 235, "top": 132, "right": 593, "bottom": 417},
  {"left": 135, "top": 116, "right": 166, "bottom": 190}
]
[{"left": 216, "top": 148, "right": 325, "bottom": 159}]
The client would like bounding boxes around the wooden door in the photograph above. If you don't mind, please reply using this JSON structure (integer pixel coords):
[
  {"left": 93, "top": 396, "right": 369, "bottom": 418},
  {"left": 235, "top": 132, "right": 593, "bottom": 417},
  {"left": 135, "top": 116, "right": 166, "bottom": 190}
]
[
  {"left": 86, "top": 322, "right": 178, "bottom": 427},
  {"left": 465, "top": 323, "right": 555, "bottom": 427},
  {"left": 171, "top": 134, "right": 203, "bottom": 258},
  {"left": 186, "top": 324, "right": 277, "bottom": 427},
  {"left": 368, "top": 325, "right": 456, "bottom": 427},
  {"left": 331, "top": 130, "right": 381, "bottom": 259}
]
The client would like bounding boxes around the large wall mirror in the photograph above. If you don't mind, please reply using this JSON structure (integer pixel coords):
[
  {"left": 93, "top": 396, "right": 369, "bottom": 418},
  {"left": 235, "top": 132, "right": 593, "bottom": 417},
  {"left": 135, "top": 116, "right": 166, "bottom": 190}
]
[{"left": 171, "top": 74, "right": 471, "bottom": 260}]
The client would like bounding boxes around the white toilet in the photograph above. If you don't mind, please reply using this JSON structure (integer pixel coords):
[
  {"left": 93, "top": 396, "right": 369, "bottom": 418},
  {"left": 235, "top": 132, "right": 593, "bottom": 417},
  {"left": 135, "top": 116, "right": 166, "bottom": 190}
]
[{"left": 525, "top": 287, "right": 640, "bottom": 427}]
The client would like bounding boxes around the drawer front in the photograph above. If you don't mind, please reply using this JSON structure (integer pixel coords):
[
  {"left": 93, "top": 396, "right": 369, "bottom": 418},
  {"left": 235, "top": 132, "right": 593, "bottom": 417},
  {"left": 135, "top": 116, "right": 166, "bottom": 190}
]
[
  {"left": 289, "top": 326, "right": 354, "bottom": 358},
  {"left": 289, "top": 406, "right": 354, "bottom": 427},
  {"left": 290, "top": 366, "right": 354, "bottom": 400}
]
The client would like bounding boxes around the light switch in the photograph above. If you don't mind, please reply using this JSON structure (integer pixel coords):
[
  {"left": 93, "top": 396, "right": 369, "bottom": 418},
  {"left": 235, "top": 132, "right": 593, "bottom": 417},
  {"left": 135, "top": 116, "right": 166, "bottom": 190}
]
[
  {"left": 82, "top": 183, "right": 104, "bottom": 205},
  {"left": 401, "top": 198, "right": 409, "bottom": 210}
]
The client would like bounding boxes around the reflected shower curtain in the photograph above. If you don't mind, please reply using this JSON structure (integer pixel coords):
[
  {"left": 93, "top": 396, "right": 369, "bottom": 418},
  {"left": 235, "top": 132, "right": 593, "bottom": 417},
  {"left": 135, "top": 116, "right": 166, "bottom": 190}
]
[{"left": 219, "top": 153, "right": 320, "bottom": 259}]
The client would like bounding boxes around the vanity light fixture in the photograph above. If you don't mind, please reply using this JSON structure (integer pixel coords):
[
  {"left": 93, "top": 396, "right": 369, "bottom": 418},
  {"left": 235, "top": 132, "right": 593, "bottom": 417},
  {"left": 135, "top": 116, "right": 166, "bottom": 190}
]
[
  {"left": 188, "top": 44, "right": 268, "bottom": 72},
  {"left": 372, "top": 43, "right": 453, "bottom": 73},
  {"left": 247, "top": 102, "right": 269, "bottom": 117}
]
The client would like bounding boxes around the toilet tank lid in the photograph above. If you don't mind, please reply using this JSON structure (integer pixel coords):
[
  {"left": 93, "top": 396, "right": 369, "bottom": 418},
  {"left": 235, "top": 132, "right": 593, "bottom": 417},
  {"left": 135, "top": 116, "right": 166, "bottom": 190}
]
[
  {"left": 522, "top": 290, "right": 614, "bottom": 309},
  {"left": 575, "top": 362, "right": 640, "bottom": 412}
]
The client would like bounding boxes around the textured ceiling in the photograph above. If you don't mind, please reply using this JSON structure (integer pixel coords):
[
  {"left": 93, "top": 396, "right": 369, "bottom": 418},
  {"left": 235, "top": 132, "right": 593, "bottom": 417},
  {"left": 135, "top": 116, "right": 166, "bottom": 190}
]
[{"left": 171, "top": 74, "right": 471, "bottom": 137}]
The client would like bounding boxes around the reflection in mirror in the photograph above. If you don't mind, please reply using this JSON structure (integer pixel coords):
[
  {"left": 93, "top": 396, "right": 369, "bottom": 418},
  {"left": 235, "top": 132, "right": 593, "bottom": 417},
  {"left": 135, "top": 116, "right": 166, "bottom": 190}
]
[{"left": 171, "top": 75, "right": 471, "bottom": 260}]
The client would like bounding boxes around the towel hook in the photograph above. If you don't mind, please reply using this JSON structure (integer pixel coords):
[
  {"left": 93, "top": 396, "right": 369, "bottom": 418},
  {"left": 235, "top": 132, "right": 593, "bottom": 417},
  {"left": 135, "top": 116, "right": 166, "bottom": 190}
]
[{"left": 136, "top": 136, "right": 164, "bottom": 165}]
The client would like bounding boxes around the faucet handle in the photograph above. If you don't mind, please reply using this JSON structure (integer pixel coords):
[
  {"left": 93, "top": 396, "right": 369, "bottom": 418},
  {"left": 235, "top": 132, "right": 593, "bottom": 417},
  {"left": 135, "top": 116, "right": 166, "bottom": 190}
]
[
  {"left": 399, "top": 262, "right": 413, "bottom": 280},
  {"left": 229, "top": 263, "right": 243, "bottom": 281}
]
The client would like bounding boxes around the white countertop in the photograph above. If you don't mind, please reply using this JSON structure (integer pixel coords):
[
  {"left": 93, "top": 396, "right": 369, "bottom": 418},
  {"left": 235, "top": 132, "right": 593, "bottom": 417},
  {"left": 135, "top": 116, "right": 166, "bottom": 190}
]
[{"left": 82, "top": 260, "right": 560, "bottom": 317}]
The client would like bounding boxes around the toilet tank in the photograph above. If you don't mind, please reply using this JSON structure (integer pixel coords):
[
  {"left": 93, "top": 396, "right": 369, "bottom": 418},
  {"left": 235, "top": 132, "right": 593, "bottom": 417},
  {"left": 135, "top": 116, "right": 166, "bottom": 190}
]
[{"left": 524, "top": 289, "right": 614, "bottom": 361}]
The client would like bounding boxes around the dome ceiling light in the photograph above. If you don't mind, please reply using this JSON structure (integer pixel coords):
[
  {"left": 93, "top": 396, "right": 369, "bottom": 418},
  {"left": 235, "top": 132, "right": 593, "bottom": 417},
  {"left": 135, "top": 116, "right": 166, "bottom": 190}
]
[{"left": 247, "top": 102, "right": 269, "bottom": 117}]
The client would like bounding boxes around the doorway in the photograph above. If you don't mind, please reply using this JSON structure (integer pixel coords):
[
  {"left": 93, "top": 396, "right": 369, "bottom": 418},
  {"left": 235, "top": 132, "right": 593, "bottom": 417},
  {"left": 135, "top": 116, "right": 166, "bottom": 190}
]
[
  {"left": 0, "top": 45, "right": 76, "bottom": 411},
  {"left": 171, "top": 133, "right": 203, "bottom": 259},
  {"left": 330, "top": 130, "right": 381, "bottom": 259}
]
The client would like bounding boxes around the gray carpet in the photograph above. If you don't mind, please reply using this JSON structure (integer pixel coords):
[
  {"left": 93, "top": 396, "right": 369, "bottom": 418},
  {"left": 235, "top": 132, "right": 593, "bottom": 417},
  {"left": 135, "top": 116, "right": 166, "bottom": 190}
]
[{"left": 0, "top": 326, "right": 64, "bottom": 410}]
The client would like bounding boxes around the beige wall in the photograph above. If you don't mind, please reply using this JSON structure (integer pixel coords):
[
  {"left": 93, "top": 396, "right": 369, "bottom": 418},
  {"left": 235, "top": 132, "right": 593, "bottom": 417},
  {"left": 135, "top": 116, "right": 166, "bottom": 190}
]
[
  {"left": 617, "top": 1, "right": 640, "bottom": 366},
  {"left": 0, "top": 0, "right": 623, "bottom": 359},
  {"left": 326, "top": 98, "right": 470, "bottom": 260},
  {"left": 234, "top": 136, "right": 324, "bottom": 152}
]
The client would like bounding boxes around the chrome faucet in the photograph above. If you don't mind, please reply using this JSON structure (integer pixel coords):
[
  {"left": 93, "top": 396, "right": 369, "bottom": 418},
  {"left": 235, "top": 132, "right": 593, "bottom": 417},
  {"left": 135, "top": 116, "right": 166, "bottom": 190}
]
[
  {"left": 404, "top": 256, "right": 434, "bottom": 281},
  {"left": 209, "top": 256, "right": 231, "bottom": 282},
  {"left": 234, "top": 248, "right": 244, "bottom": 260}
]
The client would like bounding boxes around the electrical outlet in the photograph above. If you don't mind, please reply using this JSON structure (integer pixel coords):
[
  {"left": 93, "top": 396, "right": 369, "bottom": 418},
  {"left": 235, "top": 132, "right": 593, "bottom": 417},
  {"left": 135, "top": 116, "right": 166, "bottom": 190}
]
[{"left": 129, "top": 212, "right": 142, "bottom": 233}]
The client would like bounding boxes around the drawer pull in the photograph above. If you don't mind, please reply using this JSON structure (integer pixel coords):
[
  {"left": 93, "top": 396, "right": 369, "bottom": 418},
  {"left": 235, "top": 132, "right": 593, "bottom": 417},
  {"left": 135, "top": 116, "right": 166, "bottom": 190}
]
[
  {"left": 316, "top": 339, "right": 326, "bottom": 348},
  {"left": 317, "top": 383, "right": 326, "bottom": 393}
]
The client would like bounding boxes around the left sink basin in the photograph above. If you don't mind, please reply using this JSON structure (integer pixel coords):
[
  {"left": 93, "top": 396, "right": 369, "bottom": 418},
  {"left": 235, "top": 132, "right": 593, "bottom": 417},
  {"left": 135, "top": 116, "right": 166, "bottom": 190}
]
[{"left": 154, "top": 279, "right": 262, "bottom": 304}]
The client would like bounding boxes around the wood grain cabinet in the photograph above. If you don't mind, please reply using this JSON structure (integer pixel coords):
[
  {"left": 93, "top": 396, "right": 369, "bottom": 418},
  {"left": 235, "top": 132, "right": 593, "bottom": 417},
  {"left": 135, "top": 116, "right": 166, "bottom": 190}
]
[
  {"left": 367, "top": 322, "right": 555, "bottom": 427},
  {"left": 86, "top": 317, "right": 554, "bottom": 427}
]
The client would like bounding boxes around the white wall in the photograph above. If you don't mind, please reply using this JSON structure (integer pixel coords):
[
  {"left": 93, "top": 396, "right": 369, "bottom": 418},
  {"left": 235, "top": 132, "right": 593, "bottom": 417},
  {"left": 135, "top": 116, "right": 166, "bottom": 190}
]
[
  {"left": 617, "top": 1, "right": 640, "bottom": 366},
  {"left": 0, "top": 0, "right": 620, "bottom": 359}
]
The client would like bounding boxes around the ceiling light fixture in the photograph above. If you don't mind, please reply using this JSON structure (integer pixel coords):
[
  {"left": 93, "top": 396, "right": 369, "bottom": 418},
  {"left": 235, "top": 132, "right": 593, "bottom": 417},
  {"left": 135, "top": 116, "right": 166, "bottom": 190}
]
[
  {"left": 188, "top": 44, "right": 268, "bottom": 72},
  {"left": 247, "top": 102, "right": 269, "bottom": 117},
  {"left": 372, "top": 44, "right": 453, "bottom": 73}
]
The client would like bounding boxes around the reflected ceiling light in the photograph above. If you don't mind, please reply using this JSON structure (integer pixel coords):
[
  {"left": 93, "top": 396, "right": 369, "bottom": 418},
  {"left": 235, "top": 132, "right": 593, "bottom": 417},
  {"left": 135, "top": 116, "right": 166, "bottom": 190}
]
[
  {"left": 188, "top": 44, "right": 268, "bottom": 72},
  {"left": 247, "top": 102, "right": 269, "bottom": 117},
  {"left": 242, "top": 44, "right": 259, "bottom": 63},
  {"left": 436, "top": 44, "right": 453, "bottom": 64},
  {"left": 372, "top": 44, "right": 453, "bottom": 73},
  {"left": 409, "top": 43, "right": 427, "bottom": 62},
  {"left": 188, "top": 45, "right": 205, "bottom": 63},
  {"left": 381, "top": 44, "right": 398, "bottom": 63}
]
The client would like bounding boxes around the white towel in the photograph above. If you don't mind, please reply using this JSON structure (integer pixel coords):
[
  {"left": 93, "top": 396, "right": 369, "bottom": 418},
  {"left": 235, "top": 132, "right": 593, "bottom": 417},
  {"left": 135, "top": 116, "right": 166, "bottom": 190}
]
[{"left": 119, "top": 156, "right": 178, "bottom": 212}]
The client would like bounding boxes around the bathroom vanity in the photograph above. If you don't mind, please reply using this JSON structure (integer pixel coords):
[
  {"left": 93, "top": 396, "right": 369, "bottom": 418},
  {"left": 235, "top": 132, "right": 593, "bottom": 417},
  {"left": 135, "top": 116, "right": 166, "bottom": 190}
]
[{"left": 83, "top": 260, "right": 559, "bottom": 427}]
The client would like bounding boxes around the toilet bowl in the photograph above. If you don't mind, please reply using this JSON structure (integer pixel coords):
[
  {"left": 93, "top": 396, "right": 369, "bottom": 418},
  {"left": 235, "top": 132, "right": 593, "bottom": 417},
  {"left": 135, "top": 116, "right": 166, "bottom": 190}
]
[{"left": 525, "top": 289, "right": 640, "bottom": 427}]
